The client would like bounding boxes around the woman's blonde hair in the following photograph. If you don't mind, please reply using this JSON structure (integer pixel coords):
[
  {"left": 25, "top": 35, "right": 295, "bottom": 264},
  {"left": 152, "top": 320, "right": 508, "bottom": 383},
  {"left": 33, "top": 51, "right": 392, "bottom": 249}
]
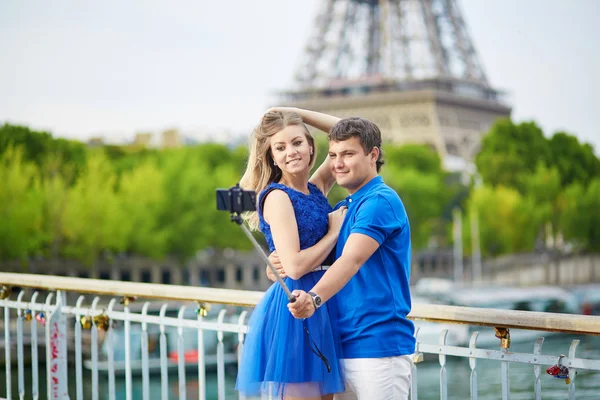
[{"left": 240, "top": 110, "right": 316, "bottom": 230}]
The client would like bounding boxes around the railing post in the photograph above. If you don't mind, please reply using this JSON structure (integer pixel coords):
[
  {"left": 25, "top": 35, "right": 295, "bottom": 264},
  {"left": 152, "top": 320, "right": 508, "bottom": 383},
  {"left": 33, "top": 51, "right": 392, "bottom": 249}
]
[
  {"left": 2, "top": 285, "right": 12, "bottom": 400},
  {"left": 469, "top": 332, "right": 480, "bottom": 400},
  {"left": 90, "top": 297, "right": 100, "bottom": 400},
  {"left": 177, "top": 305, "right": 188, "bottom": 400},
  {"left": 30, "top": 291, "right": 40, "bottom": 400},
  {"left": 16, "top": 291, "right": 25, "bottom": 400},
  {"left": 495, "top": 327, "right": 511, "bottom": 400},
  {"left": 141, "top": 302, "right": 151, "bottom": 400},
  {"left": 197, "top": 302, "right": 207, "bottom": 400},
  {"left": 568, "top": 339, "right": 580, "bottom": 399},
  {"left": 106, "top": 298, "right": 117, "bottom": 400},
  {"left": 533, "top": 337, "right": 544, "bottom": 400},
  {"left": 46, "top": 290, "right": 69, "bottom": 400},
  {"left": 122, "top": 297, "right": 133, "bottom": 400},
  {"left": 74, "top": 295, "right": 86, "bottom": 400},
  {"left": 439, "top": 329, "right": 448, "bottom": 400},
  {"left": 237, "top": 311, "right": 248, "bottom": 400},
  {"left": 159, "top": 303, "right": 169, "bottom": 400},
  {"left": 217, "top": 309, "right": 227, "bottom": 400},
  {"left": 411, "top": 327, "right": 422, "bottom": 400}
]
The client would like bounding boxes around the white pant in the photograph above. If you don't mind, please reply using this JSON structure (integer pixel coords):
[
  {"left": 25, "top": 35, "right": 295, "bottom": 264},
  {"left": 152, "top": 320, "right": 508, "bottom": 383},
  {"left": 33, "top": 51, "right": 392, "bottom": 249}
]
[{"left": 334, "top": 356, "right": 413, "bottom": 400}]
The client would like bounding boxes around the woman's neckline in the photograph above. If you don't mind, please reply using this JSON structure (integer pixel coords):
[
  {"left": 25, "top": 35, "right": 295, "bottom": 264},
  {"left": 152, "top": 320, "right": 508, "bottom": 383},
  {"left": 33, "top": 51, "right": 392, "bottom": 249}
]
[{"left": 275, "top": 181, "right": 312, "bottom": 196}]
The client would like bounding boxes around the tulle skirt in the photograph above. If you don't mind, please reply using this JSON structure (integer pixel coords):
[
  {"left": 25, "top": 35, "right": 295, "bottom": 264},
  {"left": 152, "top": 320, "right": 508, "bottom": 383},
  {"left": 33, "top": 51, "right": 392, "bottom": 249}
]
[{"left": 236, "top": 271, "right": 345, "bottom": 398}]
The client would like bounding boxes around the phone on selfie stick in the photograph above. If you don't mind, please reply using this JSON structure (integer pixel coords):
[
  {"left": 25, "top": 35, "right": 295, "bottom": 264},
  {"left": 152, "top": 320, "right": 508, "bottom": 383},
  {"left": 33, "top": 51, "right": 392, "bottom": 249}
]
[{"left": 216, "top": 184, "right": 296, "bottom": 303}]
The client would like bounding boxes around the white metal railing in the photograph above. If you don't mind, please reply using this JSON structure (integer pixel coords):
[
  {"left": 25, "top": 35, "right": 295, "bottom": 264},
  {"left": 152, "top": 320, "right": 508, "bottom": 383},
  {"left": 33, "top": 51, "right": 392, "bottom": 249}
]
[{"left": 1, "top": 272, "right": 600, "bottom": 400}]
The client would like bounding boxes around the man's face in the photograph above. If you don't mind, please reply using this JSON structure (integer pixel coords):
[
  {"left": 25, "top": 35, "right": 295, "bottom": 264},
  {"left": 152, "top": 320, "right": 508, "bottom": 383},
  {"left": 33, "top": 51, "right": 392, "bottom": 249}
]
[{"left": 328, "top": 136, "right": 377, "bottom": 194}]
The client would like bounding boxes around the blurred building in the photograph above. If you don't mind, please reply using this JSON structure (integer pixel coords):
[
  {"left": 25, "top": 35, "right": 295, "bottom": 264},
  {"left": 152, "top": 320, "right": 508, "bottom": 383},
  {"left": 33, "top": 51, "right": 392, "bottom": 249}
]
[
  {"left": 133, "top": 132, "right": 153, "bottom": 148},
  {"left": 161, "top": 129, "right": 183, "bottom": 148},
  {"left": 87, "top": 136, "right": 104, "bottom": 147}
]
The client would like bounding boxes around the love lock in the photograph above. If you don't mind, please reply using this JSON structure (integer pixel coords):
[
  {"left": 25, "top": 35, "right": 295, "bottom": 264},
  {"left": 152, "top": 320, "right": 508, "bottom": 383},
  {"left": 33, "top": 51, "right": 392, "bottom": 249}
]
[
  {"left": 23, "top": 309, "right": 33, "bottom": 321},
  {"left": 494, "top": 327, "right": 511, "bottom": 349},
  {"left": 546, "top": 355, "right": 571, "bottom": 384},
  {"left": 120, "top": 296, "right": 137, "bottom": 307},
  {"left": 35, "top": 312, "right": 46, "bottom": 326},
  {"left": 80, "top": 315, "right": 93, "bottom": 329},
  {"left": 196, "top": 302, "right": 210, "bottom": 317},
  {"left": 93, "top": 313, "right": 110, "bottom": 332},
  {"left": 0, "top": 285, "right": 11, "bottom": 300}
]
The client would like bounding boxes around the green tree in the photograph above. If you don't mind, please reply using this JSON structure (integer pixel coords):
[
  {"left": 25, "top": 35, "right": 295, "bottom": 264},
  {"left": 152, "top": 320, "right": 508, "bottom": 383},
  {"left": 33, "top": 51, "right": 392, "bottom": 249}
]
[
  {"left": 475, "top": 119, "right": 551, "bottom": 191},
  {"left": 384, "top": 144, "right": 443, "bottom": 176},
  {"left": 40, "top": 172, "right": 70, "bottom": 258},
  {"left": 467, "top": 185, "right": 538, "bottom": 256},
  {"left": 382, "top": 166, "right": 445, "bottom": 250},
  {"left": 0, "top": 147, "right": 45, "bottom": 261},
  {"left": 560, "top": 179, "right": 600, "bottom": 251},
  {"left": 0, "top": 124, "right": 87, "bottom": 182},
  {"left": 62, "top": 152, "right": 128, "bottom": 265},
  {"left": 156, "top": 150, "right": 250, "bottom": 260},
  {"left": 548, "top": 132, "right": 600, "bottom": 188},
  {"left": 520, "top": 163, "right": 562, "bottom": 244},
  {"left": 118, "top": 161, "right": 168, "bottom": 258}
]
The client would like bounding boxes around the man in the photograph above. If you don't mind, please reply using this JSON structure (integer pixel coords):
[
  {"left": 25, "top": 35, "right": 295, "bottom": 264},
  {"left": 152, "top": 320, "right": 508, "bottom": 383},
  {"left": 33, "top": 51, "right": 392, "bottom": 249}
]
[{"left": 284, "top": 116, "right": 415, "bottom": 399}]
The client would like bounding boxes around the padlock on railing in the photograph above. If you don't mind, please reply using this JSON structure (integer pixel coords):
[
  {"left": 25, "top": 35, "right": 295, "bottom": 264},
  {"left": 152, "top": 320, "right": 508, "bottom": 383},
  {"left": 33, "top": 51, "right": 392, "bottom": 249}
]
[
  {"left": 196, "top": 302, "right": 210, "bottom": 317},
  {"left": 23, "top": 309, "right": 33, "bottom": 321},
  {"left": 80, "top": 315, "right": 93, "bottom": 329},
  {"left": 120, "top": 296, "right": 137, "bottom": 307},
  {"left": 35, "top": 312, "right": 46, "bottom": 326},
  {"left": 494, "top": 327, "right": 511, "bottom": 349},
  {"left": 0, "top": 285, "right": 11, "bottom": 300},
  {"left": 93, "top": 313, "right": 110, "bottom": 332},
  {"left": 546, "top": 355, "right": 572, "bottom": 384}
]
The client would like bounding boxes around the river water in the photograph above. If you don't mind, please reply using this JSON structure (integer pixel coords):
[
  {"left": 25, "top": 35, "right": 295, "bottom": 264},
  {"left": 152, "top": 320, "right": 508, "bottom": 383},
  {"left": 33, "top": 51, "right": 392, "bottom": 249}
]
[{"left": 2, "top": 333, "right": 600, "bottom": 399}]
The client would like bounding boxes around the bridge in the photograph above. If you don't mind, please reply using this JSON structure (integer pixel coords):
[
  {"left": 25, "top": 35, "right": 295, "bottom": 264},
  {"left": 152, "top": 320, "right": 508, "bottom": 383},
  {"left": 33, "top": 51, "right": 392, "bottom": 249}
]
[{"left": 1, "top": 272, "right": 599, "bottom": 399}]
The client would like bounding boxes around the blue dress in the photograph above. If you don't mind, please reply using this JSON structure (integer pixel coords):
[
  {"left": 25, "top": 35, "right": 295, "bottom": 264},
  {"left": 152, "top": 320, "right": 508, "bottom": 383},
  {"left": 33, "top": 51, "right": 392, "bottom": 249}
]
[{"left": 236, "top": 182, "right": 345, "bottom": 398}]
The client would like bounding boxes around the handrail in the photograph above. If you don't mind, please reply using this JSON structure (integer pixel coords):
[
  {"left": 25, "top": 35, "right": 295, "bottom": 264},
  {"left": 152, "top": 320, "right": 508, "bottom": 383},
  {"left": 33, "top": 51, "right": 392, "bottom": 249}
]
[
  {"left": 2, "top": 272, "right": 600, "bottom": 335},
  {"left": 0, "top": 272, "right": 263, "bottom": 307}
]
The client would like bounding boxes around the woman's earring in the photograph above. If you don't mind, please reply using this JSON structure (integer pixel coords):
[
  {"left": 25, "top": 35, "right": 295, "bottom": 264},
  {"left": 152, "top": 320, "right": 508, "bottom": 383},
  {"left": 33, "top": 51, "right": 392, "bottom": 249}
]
[
  {"left": 310, "top": 149, "right": 313, "bottom": 155},
  {"left": 273, "top": 162, "right": 277, "bottom": 166}
]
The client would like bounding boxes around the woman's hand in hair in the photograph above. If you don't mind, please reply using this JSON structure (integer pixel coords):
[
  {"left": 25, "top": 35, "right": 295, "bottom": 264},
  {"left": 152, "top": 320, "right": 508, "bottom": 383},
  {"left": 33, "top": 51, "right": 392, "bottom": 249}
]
[{"left": 265, "top": 106, "right": 297, "bottom": 115}]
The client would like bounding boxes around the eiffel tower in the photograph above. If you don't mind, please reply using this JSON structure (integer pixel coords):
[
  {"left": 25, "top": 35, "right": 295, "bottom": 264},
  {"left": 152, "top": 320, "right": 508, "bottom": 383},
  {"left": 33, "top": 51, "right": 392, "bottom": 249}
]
[{"left": 281, "top": 0, "right": 511, "bottom": 164}]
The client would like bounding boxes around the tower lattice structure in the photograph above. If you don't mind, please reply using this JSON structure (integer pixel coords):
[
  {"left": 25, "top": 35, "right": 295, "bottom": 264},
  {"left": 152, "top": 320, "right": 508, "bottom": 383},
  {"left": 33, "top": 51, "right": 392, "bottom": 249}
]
[{"left": 281, "top": 0, "right": 511, "bottom": 164}]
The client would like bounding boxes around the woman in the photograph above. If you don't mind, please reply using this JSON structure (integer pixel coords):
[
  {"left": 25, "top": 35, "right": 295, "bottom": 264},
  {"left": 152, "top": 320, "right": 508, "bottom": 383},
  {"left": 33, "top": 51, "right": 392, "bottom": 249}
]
[{"left": 236, "top": 108, "right": 344, "bottom": 399}]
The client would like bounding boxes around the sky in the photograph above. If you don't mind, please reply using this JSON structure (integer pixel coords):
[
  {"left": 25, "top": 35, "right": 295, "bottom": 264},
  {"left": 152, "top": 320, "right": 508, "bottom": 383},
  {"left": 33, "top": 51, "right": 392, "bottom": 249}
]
[{"left": 1, "top": 0, "right": 599, "bottom": 152}]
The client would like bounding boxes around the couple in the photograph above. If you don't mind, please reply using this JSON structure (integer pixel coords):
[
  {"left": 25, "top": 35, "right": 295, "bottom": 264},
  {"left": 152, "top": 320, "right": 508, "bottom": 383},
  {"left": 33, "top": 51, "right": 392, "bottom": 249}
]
[{"left": 236, "top": 107, "right": 415, "bottom": 399}]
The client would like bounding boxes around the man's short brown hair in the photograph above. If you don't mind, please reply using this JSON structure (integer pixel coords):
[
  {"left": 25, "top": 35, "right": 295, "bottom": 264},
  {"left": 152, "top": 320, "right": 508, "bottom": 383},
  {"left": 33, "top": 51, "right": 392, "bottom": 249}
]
[{"left": 328, "top": 117, "right": 385, "bottom": 172}]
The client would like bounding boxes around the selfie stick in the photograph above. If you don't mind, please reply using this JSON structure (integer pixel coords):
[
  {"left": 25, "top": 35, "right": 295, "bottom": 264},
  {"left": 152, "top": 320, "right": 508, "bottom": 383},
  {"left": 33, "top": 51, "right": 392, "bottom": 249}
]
[{"left": 230, "top": 213, "right": 296, "bottom": 303}]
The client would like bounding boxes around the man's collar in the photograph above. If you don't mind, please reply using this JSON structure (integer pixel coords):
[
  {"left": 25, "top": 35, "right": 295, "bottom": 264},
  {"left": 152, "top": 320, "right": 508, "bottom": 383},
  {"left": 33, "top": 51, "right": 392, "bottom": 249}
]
[{"left": 346, "top": 175, "right": 383, "bottom": 202}]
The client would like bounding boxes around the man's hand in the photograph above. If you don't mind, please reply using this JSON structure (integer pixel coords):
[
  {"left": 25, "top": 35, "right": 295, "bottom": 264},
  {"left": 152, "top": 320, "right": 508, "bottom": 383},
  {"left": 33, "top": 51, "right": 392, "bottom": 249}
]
[
  {"left": 288, "top": 290, "right": 315, "bottom": 319},
  {"left": 266, "top": 251, "right": 286, "bottom": 282}
]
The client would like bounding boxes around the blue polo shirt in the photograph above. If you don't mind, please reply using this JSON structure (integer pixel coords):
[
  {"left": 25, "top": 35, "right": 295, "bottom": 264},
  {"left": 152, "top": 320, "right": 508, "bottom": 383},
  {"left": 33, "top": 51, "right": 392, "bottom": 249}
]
[{"left": 333, "top": 176, "right": 415, "bottom": 358}]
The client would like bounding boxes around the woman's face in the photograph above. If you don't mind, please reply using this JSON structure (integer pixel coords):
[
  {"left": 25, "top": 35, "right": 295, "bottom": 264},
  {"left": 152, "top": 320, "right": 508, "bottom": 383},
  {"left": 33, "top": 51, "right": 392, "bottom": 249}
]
[{"left": 269, "top": 125, "right": 313, "bottom": 176}]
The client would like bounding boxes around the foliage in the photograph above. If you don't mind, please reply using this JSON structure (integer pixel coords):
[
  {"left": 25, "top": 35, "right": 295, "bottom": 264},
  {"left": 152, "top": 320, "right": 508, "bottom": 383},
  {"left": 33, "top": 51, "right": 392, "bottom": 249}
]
[
  {"left": 475, "top": 119, "right": 551, "bottom": 191},
  {"left": 466, "top": 185, "right": 539, "bottom": 256},
  {"left": 1, "top": 118, "right": 598, "bottom": 267},
  {"left": 61, "top": 152, "right": 128, "bottom": 265},
  {"left": 382, "top": 166, "right": 445, "bottom": 249},
  {"left": 560, "top": 179, "right": 600, "bottom": 252},
  {"left": 0, "top": 123, "right": 87, "bottom": 183},
  {"left": 471, "top": 117, "right": 600, "bottom": 255},
  {"left": 0, "top": 147, "right": 45, "bottom": 260},
  {"left": 548, "top": 132, "right": 600, "bottom": 187},
  {"left": 384, "top": 144, "right": 443, "bottom": 176}
]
